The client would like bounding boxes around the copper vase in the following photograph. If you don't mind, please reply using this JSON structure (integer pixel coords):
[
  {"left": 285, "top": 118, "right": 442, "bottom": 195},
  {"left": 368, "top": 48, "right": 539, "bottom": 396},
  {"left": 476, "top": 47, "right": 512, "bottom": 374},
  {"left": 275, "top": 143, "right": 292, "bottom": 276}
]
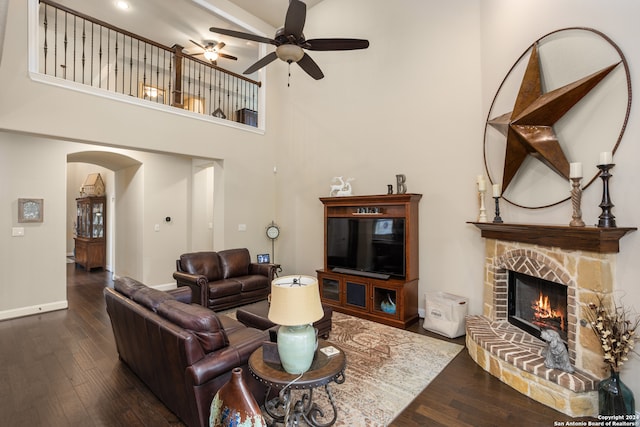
[{"left": 209, "top": 367, "right": 266, "bottom": 427}]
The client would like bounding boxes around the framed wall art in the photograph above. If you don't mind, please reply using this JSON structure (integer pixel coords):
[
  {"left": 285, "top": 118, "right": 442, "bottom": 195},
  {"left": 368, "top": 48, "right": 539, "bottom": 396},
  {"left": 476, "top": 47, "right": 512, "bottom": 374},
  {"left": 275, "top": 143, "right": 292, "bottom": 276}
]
[{"left": 18, "top": 198, "right": 44, "bottom": 223}]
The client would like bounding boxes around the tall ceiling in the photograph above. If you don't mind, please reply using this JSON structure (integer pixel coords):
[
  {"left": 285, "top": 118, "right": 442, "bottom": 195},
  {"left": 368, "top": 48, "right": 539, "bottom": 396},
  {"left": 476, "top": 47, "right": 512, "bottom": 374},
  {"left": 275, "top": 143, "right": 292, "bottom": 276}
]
[
  {"left": 227, "top": 0, "right": 325, "bottom": 28},
  {"left": 47, "top": 0, "right": 325, "bottom": 76}
]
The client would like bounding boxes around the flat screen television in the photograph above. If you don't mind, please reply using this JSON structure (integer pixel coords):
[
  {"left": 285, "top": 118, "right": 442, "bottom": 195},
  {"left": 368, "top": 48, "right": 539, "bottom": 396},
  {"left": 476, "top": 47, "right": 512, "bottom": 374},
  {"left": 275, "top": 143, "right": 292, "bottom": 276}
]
[{"left": 326, "top": 217, "right": 406, "bottom": 279}]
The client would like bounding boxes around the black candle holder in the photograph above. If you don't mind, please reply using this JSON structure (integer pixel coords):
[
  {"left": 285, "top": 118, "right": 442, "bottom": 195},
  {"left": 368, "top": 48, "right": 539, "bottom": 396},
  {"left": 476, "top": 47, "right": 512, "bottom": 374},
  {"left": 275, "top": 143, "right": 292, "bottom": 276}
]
[
  {"left": 493, "top": 197, "right": 503, "bottom": 223},
  {"left": 597, "top": 164, "right": 616, "bottom": 228}
]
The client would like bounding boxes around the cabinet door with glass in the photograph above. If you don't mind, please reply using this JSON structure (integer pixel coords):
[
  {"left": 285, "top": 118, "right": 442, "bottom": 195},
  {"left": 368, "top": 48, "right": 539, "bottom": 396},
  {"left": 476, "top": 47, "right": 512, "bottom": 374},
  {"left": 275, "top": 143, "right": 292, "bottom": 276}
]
[{"left": 75, "top": 196, "right": 106, "bottom": 270}]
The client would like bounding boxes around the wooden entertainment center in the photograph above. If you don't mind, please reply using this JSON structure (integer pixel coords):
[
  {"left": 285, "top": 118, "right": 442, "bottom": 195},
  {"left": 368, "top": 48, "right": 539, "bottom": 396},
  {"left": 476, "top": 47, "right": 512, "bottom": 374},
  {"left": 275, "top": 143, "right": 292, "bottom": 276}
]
[{"left": 317, "top": 194, "right": 421, "bottom": 329}]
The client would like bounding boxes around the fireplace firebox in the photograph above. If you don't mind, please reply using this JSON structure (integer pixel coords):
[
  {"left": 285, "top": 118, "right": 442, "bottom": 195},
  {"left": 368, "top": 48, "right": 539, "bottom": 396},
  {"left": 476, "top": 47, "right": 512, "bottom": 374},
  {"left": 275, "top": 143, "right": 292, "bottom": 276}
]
[{"left": 508, "top": 271, "right": 568, "bottom": 344}]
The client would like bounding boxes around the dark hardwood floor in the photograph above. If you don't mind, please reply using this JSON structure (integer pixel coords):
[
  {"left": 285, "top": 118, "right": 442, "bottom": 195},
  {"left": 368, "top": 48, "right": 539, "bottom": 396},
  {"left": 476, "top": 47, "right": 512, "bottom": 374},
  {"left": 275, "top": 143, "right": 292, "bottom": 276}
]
[{"left": 0, "top": 264, "right": 592, "bottom": 426}]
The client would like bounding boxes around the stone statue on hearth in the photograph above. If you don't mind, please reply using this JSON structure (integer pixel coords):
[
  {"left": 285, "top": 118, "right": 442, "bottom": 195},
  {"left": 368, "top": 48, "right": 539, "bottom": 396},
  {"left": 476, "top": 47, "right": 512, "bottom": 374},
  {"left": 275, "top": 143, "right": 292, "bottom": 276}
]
[{"left": 541, "top": 329, "right": 574, "bottom": 373}]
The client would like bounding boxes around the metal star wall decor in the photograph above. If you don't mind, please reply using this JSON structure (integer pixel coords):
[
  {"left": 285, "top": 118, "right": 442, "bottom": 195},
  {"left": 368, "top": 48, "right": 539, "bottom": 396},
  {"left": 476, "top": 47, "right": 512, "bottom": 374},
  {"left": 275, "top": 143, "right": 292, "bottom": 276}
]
[
  {"left": 483, "top": 27, "right": 632, "bottom": 209},
  {"left": 488, "top": 42, "right": 619, "bottom": 194}
]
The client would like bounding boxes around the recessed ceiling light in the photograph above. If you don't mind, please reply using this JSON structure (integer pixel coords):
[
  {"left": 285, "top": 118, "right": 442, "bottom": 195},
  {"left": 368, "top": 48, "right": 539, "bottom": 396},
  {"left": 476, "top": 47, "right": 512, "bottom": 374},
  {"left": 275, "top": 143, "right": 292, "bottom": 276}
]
[{"left": 116, "top": 1, "right": 130, "bottom": 10}]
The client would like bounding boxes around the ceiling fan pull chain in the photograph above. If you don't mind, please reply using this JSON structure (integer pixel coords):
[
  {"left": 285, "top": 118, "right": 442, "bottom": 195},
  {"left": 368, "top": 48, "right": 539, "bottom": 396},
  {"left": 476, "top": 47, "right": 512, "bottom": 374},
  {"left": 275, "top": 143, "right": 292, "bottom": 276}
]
[{"left": 288, "top": 63, "right": 291, "bottom": 87}]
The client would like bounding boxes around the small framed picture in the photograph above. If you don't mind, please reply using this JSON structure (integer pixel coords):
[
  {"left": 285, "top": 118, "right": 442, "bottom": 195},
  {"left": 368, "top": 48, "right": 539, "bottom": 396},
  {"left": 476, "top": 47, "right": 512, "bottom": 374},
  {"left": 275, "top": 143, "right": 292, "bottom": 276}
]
[
  {"left": 18, "top": 198, "right": 44, "bottom": 223},
  {"left": 257, "top": 253, "right": 270, "bottom": 264}
]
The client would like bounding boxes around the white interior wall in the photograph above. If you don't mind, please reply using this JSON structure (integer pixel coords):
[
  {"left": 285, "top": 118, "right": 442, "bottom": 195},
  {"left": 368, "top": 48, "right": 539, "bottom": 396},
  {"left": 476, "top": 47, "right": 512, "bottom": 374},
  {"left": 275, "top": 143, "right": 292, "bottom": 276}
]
[
  {"left": 0, "top": 133, "right": 68, "bottom": 316},
  {"left": 191, "top": 160, "right": 215, "bottom": 252},
  {"left": 275, "top": 0, "right": 485, "bottom": 310},
  {"left": 114, "top": 162, "right": 143, "bottom": 280}
]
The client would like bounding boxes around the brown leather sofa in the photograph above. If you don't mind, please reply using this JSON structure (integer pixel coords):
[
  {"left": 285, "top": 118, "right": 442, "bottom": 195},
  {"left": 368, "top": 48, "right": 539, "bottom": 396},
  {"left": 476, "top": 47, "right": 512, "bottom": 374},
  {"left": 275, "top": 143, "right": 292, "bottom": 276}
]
[
  {"left": 104, "top": 277, "right": 267, "bottom": 427},
  {"left": 173, "top": 248, "right": 279, "bottom": 311}
]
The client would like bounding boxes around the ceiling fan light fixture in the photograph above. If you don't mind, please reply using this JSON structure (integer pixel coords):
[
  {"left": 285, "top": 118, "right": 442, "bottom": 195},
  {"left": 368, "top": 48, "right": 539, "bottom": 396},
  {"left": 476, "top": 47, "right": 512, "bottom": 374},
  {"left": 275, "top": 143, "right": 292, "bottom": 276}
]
[
  {"left": 203, "top": 50, "right": 218, "bottom": 61},
  {"left": 276, "top": 44, "right": 304, "bottom": 63}
]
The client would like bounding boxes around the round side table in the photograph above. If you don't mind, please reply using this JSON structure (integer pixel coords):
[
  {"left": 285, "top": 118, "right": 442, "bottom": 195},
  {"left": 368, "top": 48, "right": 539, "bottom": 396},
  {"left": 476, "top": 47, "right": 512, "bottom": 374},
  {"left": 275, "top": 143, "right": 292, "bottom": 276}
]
[{"left": 248, "top": 340, "right": 346, "bottom": 427}]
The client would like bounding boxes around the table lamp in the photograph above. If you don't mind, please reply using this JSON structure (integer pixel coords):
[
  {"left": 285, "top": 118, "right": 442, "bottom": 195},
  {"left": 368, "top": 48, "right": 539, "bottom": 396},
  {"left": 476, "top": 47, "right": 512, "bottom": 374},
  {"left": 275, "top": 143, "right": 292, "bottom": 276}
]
[{"left": 268, "top": 275, "right": 324, "bottom": 374}]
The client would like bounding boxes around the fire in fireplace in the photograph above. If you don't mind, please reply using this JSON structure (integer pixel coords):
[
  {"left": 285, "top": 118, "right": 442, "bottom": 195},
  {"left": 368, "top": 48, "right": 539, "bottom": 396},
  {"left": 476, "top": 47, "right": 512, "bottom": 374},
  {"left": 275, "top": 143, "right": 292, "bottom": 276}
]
[{"left": 508, "top": 271, "right": 568, "bottom": 343}]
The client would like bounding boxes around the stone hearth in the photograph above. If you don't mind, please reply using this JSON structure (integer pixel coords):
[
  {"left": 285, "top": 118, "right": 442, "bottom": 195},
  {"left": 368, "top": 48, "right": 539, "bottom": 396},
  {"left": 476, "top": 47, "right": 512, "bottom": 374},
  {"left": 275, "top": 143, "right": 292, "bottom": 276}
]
[{"left": 467, "top": 223, "right": 636, "bottom": 417}]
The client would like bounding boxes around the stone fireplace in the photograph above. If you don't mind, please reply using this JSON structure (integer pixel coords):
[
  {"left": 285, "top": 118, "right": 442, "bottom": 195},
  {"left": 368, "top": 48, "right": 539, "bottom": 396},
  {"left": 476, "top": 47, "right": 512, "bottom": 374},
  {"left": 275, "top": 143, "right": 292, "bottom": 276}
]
[{"left": 466, "top": 223, "right": 635, "bottom": 417}]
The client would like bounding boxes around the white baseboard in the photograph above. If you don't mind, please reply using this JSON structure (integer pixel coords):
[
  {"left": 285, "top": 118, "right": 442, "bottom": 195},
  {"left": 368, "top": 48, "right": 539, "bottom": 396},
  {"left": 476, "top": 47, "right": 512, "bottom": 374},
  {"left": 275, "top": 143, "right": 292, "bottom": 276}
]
[{"left": 0, "top": 300, "right": 68, "bottom": 321}]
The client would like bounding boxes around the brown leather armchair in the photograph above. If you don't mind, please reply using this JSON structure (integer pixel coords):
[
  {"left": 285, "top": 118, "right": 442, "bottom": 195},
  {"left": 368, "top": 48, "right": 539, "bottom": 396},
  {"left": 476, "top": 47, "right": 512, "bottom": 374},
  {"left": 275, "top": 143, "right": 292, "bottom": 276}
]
[{"left": 173, "top": 248, "right": 279, "bottom": 311}]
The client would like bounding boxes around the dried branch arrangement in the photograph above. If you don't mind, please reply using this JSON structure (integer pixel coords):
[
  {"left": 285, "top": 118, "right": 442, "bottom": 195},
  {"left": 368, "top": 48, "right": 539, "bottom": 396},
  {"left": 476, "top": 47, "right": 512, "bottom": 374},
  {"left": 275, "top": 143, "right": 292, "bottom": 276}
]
[{"left": 586, "top": 295, "right": 639, "bottom": 372}]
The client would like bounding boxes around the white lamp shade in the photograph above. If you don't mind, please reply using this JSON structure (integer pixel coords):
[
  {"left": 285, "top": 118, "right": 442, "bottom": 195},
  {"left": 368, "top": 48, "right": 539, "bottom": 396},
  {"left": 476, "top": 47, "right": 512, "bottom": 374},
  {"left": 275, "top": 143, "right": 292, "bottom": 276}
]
[{"left": 268, "top": 275, "right": 324, "bottom": 326}]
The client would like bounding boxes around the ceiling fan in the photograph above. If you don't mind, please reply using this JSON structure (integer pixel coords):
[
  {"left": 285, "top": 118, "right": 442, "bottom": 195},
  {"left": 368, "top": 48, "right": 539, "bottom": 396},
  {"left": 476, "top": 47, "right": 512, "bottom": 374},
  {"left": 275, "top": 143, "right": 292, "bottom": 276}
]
[
  {"left": 209, "top": 0, "right": 369, "bottom": 80},
  {"left": 187, "top": 39, "right": 237, "bottom": 64}
]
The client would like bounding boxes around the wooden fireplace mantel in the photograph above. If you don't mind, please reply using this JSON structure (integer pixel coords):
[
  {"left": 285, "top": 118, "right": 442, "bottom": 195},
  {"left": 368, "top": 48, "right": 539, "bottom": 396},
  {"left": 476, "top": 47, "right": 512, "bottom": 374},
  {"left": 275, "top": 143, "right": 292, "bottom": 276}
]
[{"left": 469, "top": 222, "right": 636, "bottom": 253}]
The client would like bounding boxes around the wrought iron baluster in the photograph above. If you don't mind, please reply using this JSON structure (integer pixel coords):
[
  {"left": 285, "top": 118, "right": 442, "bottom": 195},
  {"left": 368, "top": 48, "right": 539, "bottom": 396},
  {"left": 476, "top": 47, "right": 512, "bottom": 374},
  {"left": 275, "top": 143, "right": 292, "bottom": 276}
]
[
  {"left": 62, "top": 11, "right": 67, "bottom": 80},
  {"left": 43, "top": 6, "right": 48, "bottom": 75},
  {"left": 81, "top": 19, "right": 86, "bottom": 84},
  {"left": 98, "top": 26, "right": 103, "bottom": 88},
  {"left": 106, "top": 28, "right": 110, "bottom": 91},
  {"left": 129, "top": 37, "right": 133, "bottom": 96},
  {"left": 90, "top": 23, "right": 94, "bottom": 86},
  {"left": 161, "top": 49, "right": 166, "bottom": 104},
  {"left": 73, "top": 15, "right": 76, "bottom": 82},
  {"left": 208, "top": 67, "right": 213, "bottom": 115},
  {"left": 54, "top": 6, "right": 58, "bottom": 77},
  {"left": 150, "top": 44, "right": 156, "bottom": 101},
  {"left": 142, "top": 42, "right": 148, "bottom": 98},
  {"left": 168, "top": 51, "right": 172, "bottom": 105}
]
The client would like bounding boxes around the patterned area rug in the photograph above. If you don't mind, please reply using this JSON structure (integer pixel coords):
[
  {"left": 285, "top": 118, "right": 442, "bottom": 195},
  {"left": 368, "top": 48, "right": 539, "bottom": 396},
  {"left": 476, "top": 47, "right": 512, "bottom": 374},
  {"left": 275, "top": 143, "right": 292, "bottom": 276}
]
[{"left": 224, "top": 310, "right": 463, "bottom": 426}]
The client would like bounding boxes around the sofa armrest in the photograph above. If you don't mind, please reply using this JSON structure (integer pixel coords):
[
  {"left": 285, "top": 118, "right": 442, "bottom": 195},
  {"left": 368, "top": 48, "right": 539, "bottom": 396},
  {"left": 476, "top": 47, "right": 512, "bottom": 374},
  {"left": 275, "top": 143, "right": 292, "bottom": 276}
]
[
  {"left": 173, "top": 271, "right": 208, "bottom": 307},
  {"left": 249, "top": 263, "right": 280, "bottom": 280},
  {"left": 186, "top": 327, "right": 266, "bottom": 385}
]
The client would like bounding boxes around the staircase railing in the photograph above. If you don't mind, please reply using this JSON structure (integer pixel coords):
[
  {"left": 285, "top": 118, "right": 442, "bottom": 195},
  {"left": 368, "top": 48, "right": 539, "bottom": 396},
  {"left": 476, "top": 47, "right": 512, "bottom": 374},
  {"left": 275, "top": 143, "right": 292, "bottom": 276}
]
[{"left": 37, "top": 0, "right": 261, "bottom": 127}]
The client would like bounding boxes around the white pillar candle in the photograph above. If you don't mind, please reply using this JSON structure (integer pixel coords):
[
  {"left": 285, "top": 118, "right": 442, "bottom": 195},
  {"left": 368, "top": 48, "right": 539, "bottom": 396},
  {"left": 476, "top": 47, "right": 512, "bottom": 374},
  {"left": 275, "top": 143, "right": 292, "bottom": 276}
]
[
  {"left": 492, "top": 184, "right": 501, "bottom": 197},
  {"left": 569, "top": 162, "right": 582, "bottom": 178},
  {"left": 477, "top": 177, "right": 486, "bottom": 191},
  {"left": 599, "top": 151, "right": 612, "bottom": 165}
]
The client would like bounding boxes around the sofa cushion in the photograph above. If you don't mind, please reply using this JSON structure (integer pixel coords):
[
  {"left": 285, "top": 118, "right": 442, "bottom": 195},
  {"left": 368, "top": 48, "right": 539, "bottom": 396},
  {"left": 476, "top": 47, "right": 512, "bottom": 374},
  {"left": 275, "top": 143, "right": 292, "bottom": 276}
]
[
  {"left": 179, "top": 252, "right": 222, "bottom": 282},
  {"left": 132, "top": 287, "right": 176, "bottom": 312},
  {"left": 218, "top": 248, "right": 250, "bottom": 279},
  {"left": 235, "top": 275, "right": 270, "bottom": 292},
  {"left": 114, "top": 276, "right": 147, "bottom": 298},
  {"left": 208, "top": 279, "right": 243, "bottom": 298},
  {"left": 157, "top": 299, "right": 229, "bottom": 353}
]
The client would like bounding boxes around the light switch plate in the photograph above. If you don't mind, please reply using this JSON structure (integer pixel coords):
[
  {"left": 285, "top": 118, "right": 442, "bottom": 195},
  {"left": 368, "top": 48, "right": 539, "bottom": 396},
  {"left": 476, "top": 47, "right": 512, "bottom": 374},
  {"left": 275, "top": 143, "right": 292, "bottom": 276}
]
[{"left": 12, "top": 227, "right": 25, "bottom": 237}]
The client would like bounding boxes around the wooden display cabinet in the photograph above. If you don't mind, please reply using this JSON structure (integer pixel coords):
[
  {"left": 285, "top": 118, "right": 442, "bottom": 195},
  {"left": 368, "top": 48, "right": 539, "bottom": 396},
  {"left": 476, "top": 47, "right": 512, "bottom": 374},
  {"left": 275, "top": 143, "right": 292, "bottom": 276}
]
[
  {"left": 74, "top": 196, "right": 106, "bottom": 271},
  {"left": 318, "top": 194, "right": 421, "bottom": 329}
]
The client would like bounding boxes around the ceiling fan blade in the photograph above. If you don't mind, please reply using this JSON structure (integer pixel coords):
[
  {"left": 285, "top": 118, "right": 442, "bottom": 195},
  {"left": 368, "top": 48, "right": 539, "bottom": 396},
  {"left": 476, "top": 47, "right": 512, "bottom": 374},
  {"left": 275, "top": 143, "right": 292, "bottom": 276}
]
[
  {"left": 210, "top": 27, "right": 276, "bottom": 45},
  {"left": 219, "top": 53, "right": 237, "bottom": 61},
  {"left": 214, "top": 41, "right": 225, "bottom": 51},
  {"left": 284, "top": 0, "right": 306, "bottom": 38},
  {"left": 189, "top": 39, "right": 206, "bottom": 50},
  {"left": 305, "top": 38, "right": 370, "bottom": 51},
  {"left": 244, "top": 51, "right": 278, "bottom": 74},
  {"left": 297, "top": 53, "right": 324, "bottom": 80}
]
